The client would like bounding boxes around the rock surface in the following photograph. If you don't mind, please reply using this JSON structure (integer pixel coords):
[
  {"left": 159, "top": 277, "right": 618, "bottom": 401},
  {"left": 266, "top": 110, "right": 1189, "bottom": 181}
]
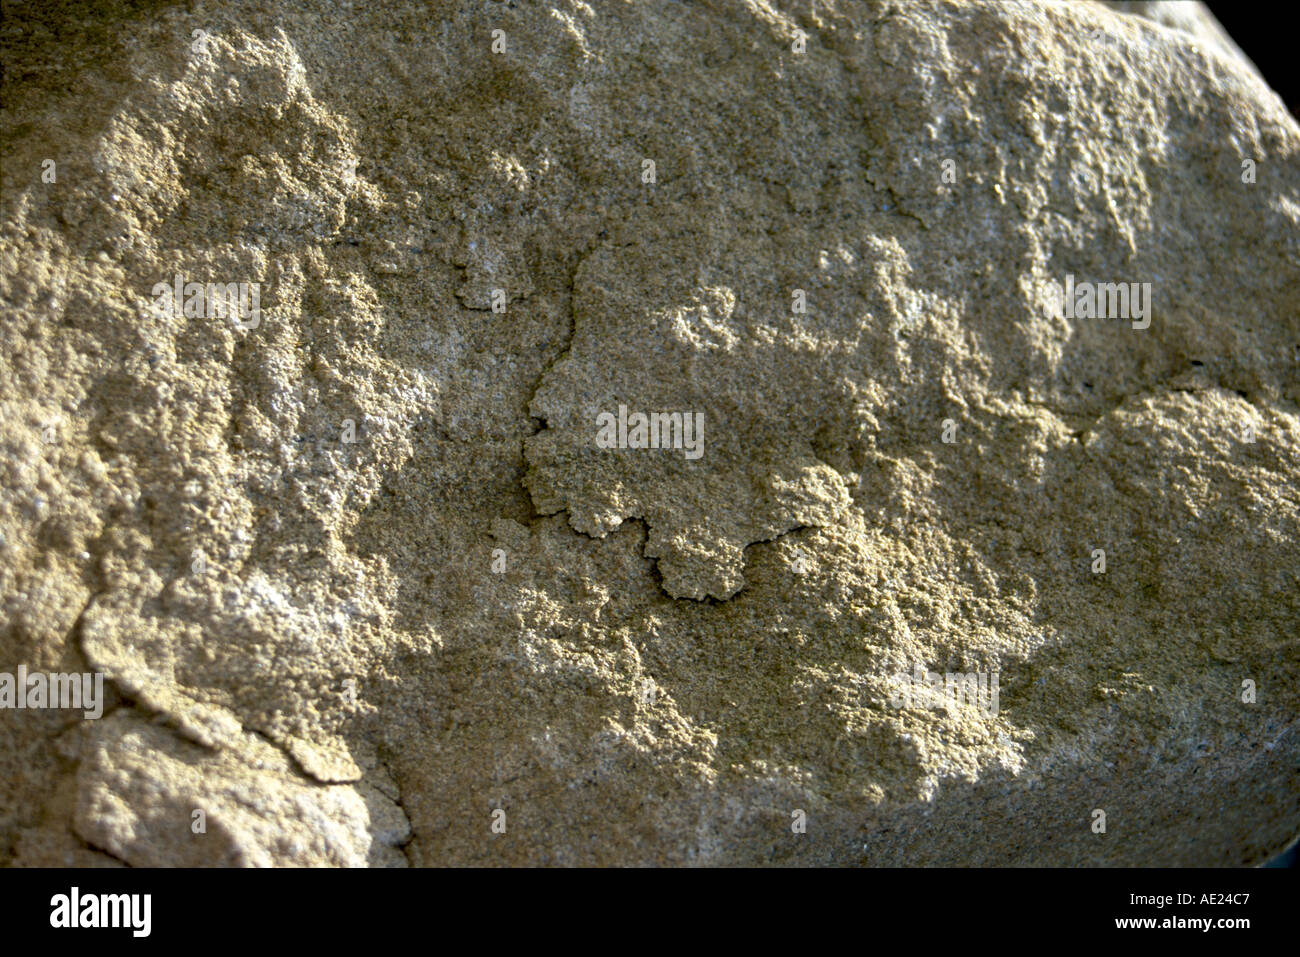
[{"left": 1, "top": 0, "right": 1296, "bottom": 866}]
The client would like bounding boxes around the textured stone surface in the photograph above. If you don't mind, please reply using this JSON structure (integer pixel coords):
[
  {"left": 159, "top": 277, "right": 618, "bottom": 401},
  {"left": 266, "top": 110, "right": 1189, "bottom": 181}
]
[
  {"left": 73, "top": 712, "right": 408, "bottom": 867},
  {"left": 1098, "top": 1, "right": 1257, "bottom": 73},
  {"left": 1, "top": 0, "right": 1297, "bottom": 866}
]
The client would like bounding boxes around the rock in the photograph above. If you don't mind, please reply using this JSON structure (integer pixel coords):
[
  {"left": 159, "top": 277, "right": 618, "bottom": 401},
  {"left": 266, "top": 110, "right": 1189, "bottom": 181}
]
[
  {"left": 74, "top": 712, "right": 408, "bottom": 867},
  {"left": 1096, "top": 1, "right": 1258, "bottom": 74},
  {"left": 1, "top": 0, "right": 1296, "bottom": 866}
]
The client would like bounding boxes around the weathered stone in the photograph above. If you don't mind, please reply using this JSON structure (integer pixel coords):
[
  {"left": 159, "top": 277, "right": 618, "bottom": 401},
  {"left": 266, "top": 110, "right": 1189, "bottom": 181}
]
[{"left": 1, "top": 0, "right": 1296, "bottom": 866}]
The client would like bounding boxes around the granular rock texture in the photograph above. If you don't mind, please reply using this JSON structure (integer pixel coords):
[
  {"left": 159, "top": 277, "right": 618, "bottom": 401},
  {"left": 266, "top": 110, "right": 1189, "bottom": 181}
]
[{"left": 1, "top": 0, "right": 1296, "bottom": 866}]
